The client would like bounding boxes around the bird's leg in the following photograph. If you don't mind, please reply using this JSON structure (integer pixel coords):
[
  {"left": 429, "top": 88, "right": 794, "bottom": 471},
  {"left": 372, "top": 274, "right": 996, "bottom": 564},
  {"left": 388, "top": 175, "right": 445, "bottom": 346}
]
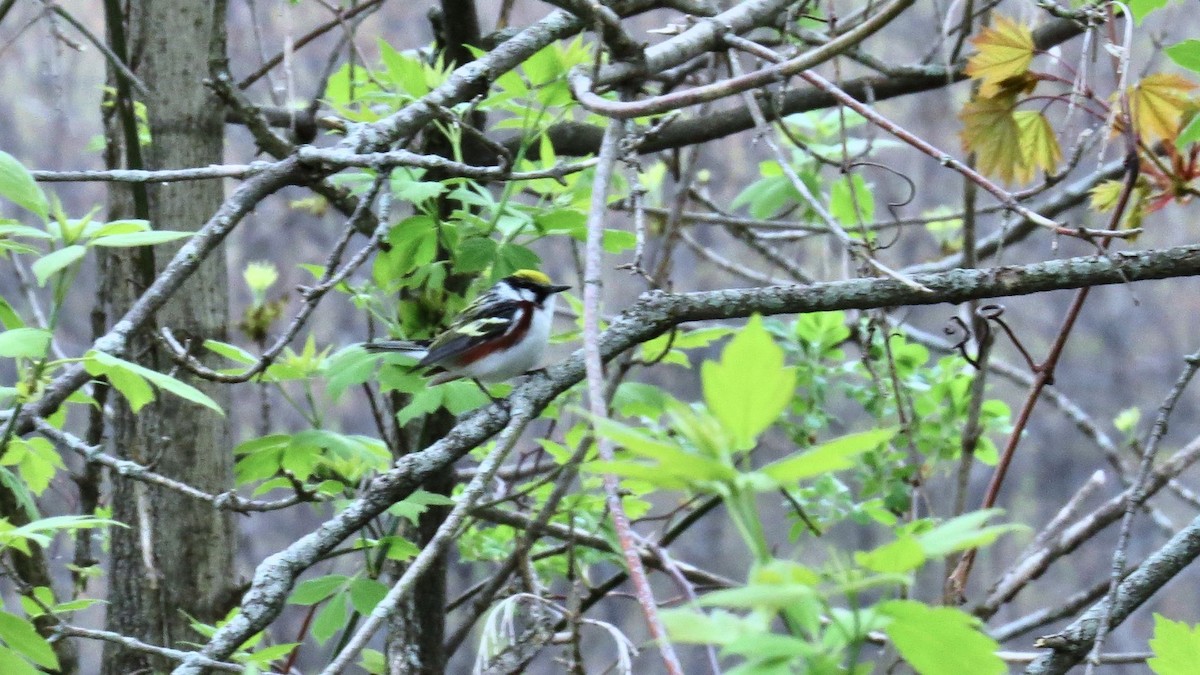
[{"left": 473, "top": 378, "right": 510, "bottom": 410}]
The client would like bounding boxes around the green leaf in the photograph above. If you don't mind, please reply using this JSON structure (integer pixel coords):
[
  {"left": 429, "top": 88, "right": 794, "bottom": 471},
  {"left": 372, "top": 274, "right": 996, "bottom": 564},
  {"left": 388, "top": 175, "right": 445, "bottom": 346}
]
[
  {"left": 88, "top": 219, "right": 149, "bottom": 238},
  {"left": 204, "top": 340, "right": 257, "bottom": 365},
  {"left": 0, "top": 151, "right": 48, "bottom": 221},
  {"left": 612, "top": 382, "right": 671, "bottom": 418},
  {"left": 0, "top": 298, "right": 23, "bottom": 330},
  {"left": 374, "top": 215, "right": 438, "bottom": 285},
  {"left": 916, "top": 509, "right": 1021, "bottom": 558},
  {"left": 0, "top": 222, "right": 52, "bottom": 240},
  {"left": 701, "top": 315, "right": 796, "bottom": 449},
  {"left": 360, "top": 648, "right": 387, "bottom": 675},
  {"left": 0, "top": 611, "right": 58, "bottom": 669},
  {"left": 1167, "top": 39, "right": 1200, "bottom": 73},
  {"left": 288, "top": 575, "right": 348, "bottom": 605},
  {"left": 84, "top": 354, "right": 154, "bottom": 412},
  {"left": 441, "top": 380, "right": 491, "bottom": 415},
  {"left": 602, "top": 229, "right": 636, "bottom": 253},
  {"left": 1150, "top": 614, "right": 1200, "bottom": 674},
  {"left": 590, "top": 416, "right": 736, "bottom": 482},
  {"left": 2, "top": 437, "right": 64, "bottom": 496},
  {"left": 84, "top": 351, "right": 224, "bottom": 414},
  {"left": 882, "top": 600, "right": 1003, "bottom": 675},
  {"left": 381, "top": 536, "right": 419, "bottom": 561},
  {"left": 388, "top": 489, "right": 456, "bottom": 523},
  {"left": 312, "top": 594, "right": 349, "bottom": 645},
  {"left": 1176, "top": 114, "right": 1200, "bottom": 151},
  {"left": 582, "top": 460, "right": 691, "bottom": 489},
  {"left": 699, "top": 583, "right": 816, "bottom": 610},
  {"left": 395, "top": 386, "right": 444, "bottom": 426},
  {"left": 758, "top": 428, "right": 896, "bottom": 487},
  {"left": 31, "top": 245, "right": 86, "bottom": 286},
  {"left": 348, "top": 577, "right": 388, "bottom": 615},
  {"left": 660, "top": 608, "right": 758, "bottom": 646},
  {"left": 324, "top": 346, "right": 380, "bottom": 402},
  {"left": 0, "top": 328, "right": 51, "bottom": 358},
  {"left": 856, "top": 535, "right": 926, "bottom": 573},
  {"left": 454, "top": 237, "right": 497, "bottom": 273},
  {"left": 493, "top": 244, "right": 541, "bottom": 279},
  {"left": 379, "top": 39, "right": 429, "bottom": 97},
  {"left": 0, "top": 645, "right": 41, "bottom": 675},
  {"left": 829, "top": 174, "right": 874, "bottom": 226},
  {"left": 88, "top": 230, "right": 193, "bottom": 247},
  {"left": 1128, "top": 0, "right": 1170, "bottom": 23}
]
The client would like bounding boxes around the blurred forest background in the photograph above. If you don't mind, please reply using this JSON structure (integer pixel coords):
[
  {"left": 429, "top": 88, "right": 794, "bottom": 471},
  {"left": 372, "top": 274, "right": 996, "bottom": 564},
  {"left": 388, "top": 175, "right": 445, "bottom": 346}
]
[{"left": 4, "top": 0, "right": 1200, "bottom": 673}]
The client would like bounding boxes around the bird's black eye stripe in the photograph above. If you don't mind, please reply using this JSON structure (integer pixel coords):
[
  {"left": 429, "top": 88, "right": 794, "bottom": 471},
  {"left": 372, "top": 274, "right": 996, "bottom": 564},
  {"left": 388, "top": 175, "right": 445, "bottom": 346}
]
[{"left": 505, "top": 276, "right": 540, "bottom": 292}]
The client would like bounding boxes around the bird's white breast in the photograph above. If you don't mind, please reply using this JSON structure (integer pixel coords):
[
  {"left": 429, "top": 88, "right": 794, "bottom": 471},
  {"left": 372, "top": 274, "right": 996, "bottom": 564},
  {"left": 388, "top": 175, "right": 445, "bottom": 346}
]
[{"left": 459, "top": 295, "right": 556, "bottom": 382}]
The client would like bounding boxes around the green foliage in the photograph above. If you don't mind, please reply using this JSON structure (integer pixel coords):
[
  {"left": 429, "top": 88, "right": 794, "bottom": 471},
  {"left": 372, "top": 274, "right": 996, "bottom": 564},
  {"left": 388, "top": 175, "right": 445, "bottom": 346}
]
[
  {"left": 84, "top": 350, "right": 223, "bottom": 414},
  {"left": 703, "top": 315, "right": 797, "bottom": 450},
  {"left": 881, "top": 600, "right": 1005, "bottom": 675},
  {"left": 234, "top": 430, "right": 390, "bottom": 491},
  {"left": 0, "top": 151, "right": 48, "bottom": 222},
  {"left": 0, "top": 611, "right": 57, "bottom": 672},
  {"left": 1149, "top": 614, "right": 1200, "bottom": 674}
]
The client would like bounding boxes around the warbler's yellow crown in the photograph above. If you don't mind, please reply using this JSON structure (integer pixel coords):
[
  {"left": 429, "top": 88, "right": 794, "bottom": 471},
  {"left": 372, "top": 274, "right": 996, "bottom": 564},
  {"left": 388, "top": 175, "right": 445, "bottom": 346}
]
[{"left": 509, "top": 269, "right": 553, "bottom": 286}]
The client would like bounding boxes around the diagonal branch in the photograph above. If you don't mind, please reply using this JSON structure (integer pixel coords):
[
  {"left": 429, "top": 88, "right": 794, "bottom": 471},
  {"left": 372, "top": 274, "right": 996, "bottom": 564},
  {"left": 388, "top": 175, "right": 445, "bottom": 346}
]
[
  {"left": 169, "top": 242, "right": 1200, "bottom": 670},
  {"left": 1023, "top": 510, "right": 1200, "bottom": 674}
]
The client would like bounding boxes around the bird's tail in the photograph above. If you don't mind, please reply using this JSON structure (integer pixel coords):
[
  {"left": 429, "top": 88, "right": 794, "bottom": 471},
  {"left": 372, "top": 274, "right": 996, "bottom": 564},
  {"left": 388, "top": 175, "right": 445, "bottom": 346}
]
[{"left": 361, "top": 340, "right": 431, "bottom": 361}]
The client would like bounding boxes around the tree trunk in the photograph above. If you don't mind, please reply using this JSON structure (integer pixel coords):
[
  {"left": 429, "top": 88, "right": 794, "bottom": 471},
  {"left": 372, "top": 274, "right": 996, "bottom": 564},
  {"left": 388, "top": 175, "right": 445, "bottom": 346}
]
[
  {"left": 385, "top": 2, "right": 483, "bottom": 671},
  {"left": 100, "top": 3, "right": 235, "bottom": 673}
]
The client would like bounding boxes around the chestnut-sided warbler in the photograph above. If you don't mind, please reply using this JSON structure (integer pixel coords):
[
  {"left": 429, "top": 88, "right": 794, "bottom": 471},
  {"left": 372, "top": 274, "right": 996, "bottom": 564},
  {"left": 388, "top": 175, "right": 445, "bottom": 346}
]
[{"left": 364, "top": 269, "right": 570, "bottom": 384}]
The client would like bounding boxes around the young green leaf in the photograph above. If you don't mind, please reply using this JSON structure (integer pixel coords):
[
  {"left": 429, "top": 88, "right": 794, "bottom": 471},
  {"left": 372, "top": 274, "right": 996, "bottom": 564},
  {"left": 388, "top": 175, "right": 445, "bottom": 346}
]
[
  {"left": 288, "top": 575, "right": 349, "bottom": 605},
  {"left": 855, "top": 535, "right": 926, "bottom": 574},
  {"left": 1166, "top": 39, "right": 1200, "bottom": 73},
  {"left": 85, "top": 351, "right": 224, "bottom": 414},
  {"left": 964, "top": 15, "right": 1035, "bottom": 98},
  {"left": 31, "top": 245, "right": 86, "bottom": 286},
  {"left": 311, "top": 594, "right": 349, "bottom": 645},
  {"left": 0, "top": 328, "right": 52, "bottom": 359},
  {"left": 916, "top": 509, "right": 1022, "bottom": 558},
  {"left": 757, "top": 428, "right": 896, "bottom": 487},
  {"left": 1149, "top": 614, "right": 1200, "bottom": 674},
  {"left": 702, "top": 315, "right": 796, "bottom": 449},
  {"left": 882, "top": 600, "right": 1004, "bottom": 675},
  {"left": 88, "top": 230, "right": 193, "bottom": 247},
  {"left": 0, "top": 151, "right": 48, "bottom": 222},
  {"left": 0, "top": 611, "right": 57, "bottom": 670},
  {"left": 0, "top": 644, "right": 41, "bottom": 675}
]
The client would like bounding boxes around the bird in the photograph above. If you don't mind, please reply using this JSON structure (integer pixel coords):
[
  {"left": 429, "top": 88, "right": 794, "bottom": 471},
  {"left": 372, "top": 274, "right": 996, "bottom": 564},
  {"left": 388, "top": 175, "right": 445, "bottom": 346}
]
[{"left": 363, "top": 269, "right": 570, "bottom": 385}]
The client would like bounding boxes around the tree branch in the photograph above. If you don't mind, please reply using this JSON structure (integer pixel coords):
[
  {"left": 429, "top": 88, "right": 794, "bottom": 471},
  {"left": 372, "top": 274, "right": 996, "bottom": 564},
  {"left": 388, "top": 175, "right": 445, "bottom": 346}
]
[
  {"left": 1023, "top": 510, "right": 1200, "bottom": 674},
  {"left": 173, "top": 242, "right": 1200, "bottom": 670}
]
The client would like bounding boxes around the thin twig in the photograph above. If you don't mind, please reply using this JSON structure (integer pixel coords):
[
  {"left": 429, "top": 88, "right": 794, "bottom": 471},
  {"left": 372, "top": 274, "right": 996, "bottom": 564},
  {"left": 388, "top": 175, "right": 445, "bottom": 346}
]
[
  {"left": 54, "top": 625, "right": 244, "bottom": 673},
  {"left": 36, "top": 420, "right": 316, "bottom": 512},
  {"left": 236, "top": 0, "right": 385, "bottom": 89},
  {"left": 1087, "top": 347, "right": 1200, "bottom": 667},
  {"left": 319, "top": 407, "right": 534, "bottom": 673},
  {"left": 584, "top": 119, "right": 684, "bottom": 674}
]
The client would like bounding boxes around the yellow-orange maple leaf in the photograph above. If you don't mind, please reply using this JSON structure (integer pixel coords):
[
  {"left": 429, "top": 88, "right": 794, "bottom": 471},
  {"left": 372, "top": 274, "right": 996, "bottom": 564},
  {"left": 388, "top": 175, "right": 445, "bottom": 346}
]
[
  {"left": 965, "top": 16, "right": 1035, "bottom": 99},
  {"left": 960, "top": 95, "right": 1023, "bottom": 183},
  {"left": 1127, "top": 73, "right": 1197, "bottom": 142},
  {"left": 1013, "top": 110, "right": 1062, "bottom": 178}
]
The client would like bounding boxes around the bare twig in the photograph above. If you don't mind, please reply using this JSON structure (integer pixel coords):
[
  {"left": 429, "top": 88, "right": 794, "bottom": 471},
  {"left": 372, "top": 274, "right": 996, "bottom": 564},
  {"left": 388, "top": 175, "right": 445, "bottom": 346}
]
[
  {"left": 572, "top": 0, "right": 916, "bottom": 117},
  {"left": 320, "top": 406, "right": 536, "bottom": 673},
  {"left": 54, "top": 625, "right": 244, "bottom": 673},
  {"left": 1024, "top": 511, "right": 1200, "bottom": 674},
  {"left": 1087, "top": 347, "right": 1200, "bottom": 667},
  {"left": 583, "top": 119, "right": 683, "bottom": 674},
  {"left": 36, "top": 419, "right": 317, "bottom": 512}
]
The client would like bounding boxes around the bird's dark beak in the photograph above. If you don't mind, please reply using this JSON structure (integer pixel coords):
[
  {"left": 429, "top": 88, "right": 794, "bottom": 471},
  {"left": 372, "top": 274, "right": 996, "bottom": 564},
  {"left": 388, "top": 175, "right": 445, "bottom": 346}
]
[{"left": 549, "top": 284, "right": 571, "bottom": 294}]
